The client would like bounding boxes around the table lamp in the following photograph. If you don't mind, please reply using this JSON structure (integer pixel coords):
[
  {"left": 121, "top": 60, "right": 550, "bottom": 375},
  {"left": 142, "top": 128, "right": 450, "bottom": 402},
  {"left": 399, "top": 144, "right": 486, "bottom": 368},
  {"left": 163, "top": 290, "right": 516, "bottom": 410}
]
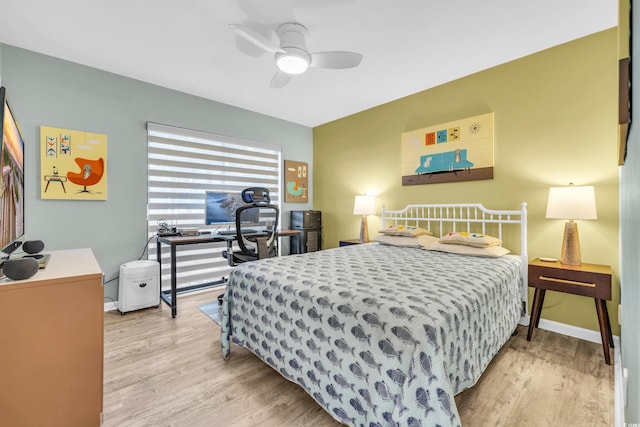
[
  {"left": 545, "top": 184, "right": 597, "bottom": 265},
  {"left": 353, "top": 195, "right": 375, "bottom": 243}
]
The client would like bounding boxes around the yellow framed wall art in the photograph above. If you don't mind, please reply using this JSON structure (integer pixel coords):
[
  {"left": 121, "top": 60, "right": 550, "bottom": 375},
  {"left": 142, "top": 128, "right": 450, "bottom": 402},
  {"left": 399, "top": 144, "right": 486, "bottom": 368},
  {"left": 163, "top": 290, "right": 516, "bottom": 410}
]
[{"left": 40, "top": 126, "right": 107, "bottom": 200}]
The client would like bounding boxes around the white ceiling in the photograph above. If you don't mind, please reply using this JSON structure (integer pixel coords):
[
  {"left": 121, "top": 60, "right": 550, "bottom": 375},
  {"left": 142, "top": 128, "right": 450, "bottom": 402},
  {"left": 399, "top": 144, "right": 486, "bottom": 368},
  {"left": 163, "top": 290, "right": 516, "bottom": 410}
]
[{"left": 0, "top": 0, "right": 618, "bottom": 128}]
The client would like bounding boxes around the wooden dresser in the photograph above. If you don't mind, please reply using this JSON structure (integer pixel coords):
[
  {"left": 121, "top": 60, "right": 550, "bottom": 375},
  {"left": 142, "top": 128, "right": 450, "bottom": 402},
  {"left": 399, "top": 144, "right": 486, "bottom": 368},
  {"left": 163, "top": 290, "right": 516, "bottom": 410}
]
[{"left": 0, "top": 248, "right": 104, "bottom": 426}]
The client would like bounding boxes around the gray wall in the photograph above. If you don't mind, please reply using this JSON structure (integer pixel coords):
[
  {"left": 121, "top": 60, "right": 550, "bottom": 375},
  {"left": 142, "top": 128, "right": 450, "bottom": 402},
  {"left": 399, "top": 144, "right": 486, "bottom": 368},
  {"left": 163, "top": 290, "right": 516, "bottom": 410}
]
[
  {"left": 620, "top": 6, "right": 640, "bottom": 421},
  {"left": 0, "top": 44, "right": 313, "bottom": 303}
]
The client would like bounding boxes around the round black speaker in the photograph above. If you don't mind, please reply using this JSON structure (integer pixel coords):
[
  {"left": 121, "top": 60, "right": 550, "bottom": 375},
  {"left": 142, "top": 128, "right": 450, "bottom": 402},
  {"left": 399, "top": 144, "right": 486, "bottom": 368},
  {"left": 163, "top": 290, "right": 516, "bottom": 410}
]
[
  {"left": 22, "top": 240, "right": 45, "bottom": 255},
  {"left": 3, "top": 258, "right": 39, "bottom": 280}
]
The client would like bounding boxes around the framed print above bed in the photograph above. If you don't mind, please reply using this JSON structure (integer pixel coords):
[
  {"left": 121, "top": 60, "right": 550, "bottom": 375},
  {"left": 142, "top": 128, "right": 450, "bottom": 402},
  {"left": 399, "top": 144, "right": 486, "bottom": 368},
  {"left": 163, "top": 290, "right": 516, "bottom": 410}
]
[{"left": 401, "top": 112, "right": 494, "bottom": 186}]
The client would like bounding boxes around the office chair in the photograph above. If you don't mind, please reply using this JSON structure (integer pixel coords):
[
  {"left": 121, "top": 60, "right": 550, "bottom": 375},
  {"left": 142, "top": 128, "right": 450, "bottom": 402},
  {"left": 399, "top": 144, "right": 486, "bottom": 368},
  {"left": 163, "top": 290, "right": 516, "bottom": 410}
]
[{"left": 222, "top": 187, "right": 279, "bottom": 266}]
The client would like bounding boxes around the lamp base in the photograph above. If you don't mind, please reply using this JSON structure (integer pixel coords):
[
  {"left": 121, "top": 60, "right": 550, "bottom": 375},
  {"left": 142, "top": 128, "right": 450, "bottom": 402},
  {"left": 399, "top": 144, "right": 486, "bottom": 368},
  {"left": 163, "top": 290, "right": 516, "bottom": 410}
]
[
  {"left": 359, "top": 216, "right": 369, "bottom": 243},
  {"left": 560, "top": 220, "right": 581, "bottom": 266}
]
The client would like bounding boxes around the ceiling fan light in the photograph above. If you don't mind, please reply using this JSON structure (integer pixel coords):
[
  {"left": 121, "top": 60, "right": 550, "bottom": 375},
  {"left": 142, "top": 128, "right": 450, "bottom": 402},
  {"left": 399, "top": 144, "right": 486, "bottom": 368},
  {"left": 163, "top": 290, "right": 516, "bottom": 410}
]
[{"left": 276, "top": 52, "right": 309, "bottom": 75}]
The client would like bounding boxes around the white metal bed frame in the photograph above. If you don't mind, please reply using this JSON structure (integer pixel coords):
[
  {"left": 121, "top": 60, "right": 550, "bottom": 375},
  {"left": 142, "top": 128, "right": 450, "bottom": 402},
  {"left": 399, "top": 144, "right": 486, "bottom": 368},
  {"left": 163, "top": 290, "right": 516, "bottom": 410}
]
[{"left": 381, "top": 202, "right": 529, "bottom": 321}]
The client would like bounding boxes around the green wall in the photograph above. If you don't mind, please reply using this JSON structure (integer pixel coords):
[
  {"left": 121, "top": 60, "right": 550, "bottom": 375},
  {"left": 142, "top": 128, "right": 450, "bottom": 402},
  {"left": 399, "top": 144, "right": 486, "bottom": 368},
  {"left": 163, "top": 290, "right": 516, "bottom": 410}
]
[
  {"left": 0, "top": 44, "right": 313, "bottom": 303},
  {"left": 314, "top": 29, "right": 620, "bottom": 335}
]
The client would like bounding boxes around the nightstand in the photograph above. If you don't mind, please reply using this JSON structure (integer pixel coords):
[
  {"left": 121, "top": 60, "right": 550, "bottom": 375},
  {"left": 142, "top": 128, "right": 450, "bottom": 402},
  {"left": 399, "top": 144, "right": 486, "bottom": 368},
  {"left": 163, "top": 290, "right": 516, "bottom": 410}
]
[
  {"left": 339, "top": 239, "right": 363, "bottom": 247},
  {"left": 527, "top": 258, "right": 614, "bottom": 364}
]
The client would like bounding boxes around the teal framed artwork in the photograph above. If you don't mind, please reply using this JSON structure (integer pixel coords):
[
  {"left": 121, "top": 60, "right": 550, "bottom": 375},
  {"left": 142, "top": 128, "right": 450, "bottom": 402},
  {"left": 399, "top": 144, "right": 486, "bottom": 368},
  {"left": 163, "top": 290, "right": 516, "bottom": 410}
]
[{"left": 401, "top": 112, "right": 494, "bottom": 186}]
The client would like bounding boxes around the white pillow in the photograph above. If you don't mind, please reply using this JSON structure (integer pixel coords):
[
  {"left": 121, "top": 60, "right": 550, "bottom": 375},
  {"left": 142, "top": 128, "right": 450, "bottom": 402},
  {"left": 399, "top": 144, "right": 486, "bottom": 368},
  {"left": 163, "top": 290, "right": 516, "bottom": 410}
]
[
  {"left": 379, "top": 225, "right": 433, "bottom": 237},
  {"left": 439, "top": 231, "right": 502, "bottom": 248},
  {"left": 426, "top": 241, "right": 511, "bottom": 257},
  {"left": 375, "top": 234, "right": 439, "bottom": 248},
  {"left": 416, "top": 235, "right": 440, "bottom": 249}
]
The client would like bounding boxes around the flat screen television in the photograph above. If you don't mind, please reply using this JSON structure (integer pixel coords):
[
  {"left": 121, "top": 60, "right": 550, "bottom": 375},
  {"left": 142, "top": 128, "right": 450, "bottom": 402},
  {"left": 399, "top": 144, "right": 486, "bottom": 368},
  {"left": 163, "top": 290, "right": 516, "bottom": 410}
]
[
  {"left": 0, "top": 87, "right": 25, "bottom": 255},
  {"left": 204, "top": 191, "right": 259, "bottom": 227}
]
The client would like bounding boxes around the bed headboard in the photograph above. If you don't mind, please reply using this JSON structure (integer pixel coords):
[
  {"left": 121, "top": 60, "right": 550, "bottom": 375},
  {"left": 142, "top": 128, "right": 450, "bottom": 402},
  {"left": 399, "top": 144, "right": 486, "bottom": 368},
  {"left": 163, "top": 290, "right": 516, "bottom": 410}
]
[{"left": 381, "top": 202, "right": 529, "bottom": 321}]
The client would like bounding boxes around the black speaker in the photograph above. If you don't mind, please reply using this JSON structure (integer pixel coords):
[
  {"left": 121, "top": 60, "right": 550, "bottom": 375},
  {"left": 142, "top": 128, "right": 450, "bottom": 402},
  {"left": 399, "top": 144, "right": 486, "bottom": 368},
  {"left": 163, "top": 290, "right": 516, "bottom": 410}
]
[
  {"left": 3, "top": 257, "right": 39, "bottom": 280},
  {"left": 23, "top": 240, "right": 45, "bottom": 254}
]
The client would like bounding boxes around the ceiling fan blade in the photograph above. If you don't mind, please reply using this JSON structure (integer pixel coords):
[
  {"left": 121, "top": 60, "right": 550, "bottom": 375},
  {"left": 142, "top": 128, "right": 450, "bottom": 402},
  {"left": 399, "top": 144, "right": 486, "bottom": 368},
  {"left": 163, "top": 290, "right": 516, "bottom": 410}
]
[
  {"left": 310, "top": 51, "right": 363, "bottom": 69},
  {"left": 229, "top": 24, "right": 285, "bottom": 54},
  {"left": 270, "top": 71, "right": 293, "bottom": 88}
]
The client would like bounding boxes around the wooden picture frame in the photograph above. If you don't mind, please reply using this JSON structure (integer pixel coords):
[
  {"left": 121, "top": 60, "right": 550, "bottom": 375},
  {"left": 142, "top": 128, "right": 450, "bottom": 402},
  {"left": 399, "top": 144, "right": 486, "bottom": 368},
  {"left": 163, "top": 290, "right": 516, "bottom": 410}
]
[{"left": 618, "top": 57, "right": 631, "bottom": 166}]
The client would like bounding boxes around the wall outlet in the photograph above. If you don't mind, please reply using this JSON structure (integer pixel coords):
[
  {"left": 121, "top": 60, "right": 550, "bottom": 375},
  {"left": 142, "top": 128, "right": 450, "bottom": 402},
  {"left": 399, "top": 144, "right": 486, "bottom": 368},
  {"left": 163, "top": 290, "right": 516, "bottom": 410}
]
[{"left": 618, "top": 303, "right": 622, "bottom": 325}]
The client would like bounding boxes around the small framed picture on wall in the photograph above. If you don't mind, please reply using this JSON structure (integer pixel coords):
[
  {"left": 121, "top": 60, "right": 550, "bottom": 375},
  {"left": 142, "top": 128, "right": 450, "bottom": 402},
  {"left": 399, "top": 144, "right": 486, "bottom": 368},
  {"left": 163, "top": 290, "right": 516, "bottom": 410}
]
[{"left": 284, "top": 160, "right": 308, "bottom": 203}]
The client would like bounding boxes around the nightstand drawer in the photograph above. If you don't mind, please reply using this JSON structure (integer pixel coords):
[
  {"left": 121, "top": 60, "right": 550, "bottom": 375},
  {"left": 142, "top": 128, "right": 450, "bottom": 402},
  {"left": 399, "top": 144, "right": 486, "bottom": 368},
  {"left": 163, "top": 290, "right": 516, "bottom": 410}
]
[{"left": 528, "top": 262, "right": 611, "bottom": 299}]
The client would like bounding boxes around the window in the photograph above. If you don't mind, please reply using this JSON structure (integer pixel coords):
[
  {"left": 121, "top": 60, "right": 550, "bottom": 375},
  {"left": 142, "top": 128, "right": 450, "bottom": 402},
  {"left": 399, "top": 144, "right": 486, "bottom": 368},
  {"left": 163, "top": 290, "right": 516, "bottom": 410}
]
[{"left": 147, "top": 122, "right": 281, "bottom": 290}]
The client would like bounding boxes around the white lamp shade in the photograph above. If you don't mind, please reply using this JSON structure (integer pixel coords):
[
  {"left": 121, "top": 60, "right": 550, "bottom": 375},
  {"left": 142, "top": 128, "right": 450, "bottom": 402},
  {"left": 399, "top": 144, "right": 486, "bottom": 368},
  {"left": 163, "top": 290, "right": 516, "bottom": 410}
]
[
  {"left": 545, "top": 185, "right": 597, "bottom": 220},
  {"left": 353, "top": 195, "right": 375, "bottom": 216}
]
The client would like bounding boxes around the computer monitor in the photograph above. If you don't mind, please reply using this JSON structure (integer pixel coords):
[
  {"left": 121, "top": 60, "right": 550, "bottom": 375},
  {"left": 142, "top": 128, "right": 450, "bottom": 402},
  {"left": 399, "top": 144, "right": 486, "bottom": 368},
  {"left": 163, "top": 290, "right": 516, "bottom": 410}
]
[{"left": 204, "top": 191, "right": 259, "bottom": 226}]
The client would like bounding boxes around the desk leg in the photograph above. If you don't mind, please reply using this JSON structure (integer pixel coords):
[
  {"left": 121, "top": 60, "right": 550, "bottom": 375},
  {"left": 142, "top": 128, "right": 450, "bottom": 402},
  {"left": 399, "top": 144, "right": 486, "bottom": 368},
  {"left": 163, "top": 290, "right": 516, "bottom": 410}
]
[
  {"left": 527, "top": 288, "right": 545, "bottom": 341},
  {"left": 594, "top": 299, "right": 612, "bottom": 365},
  {"left": 156, "top": 238, "right": 162, "bottom": 299},
  {"left": 225, "top": 239, "right": 235, "bottom": 266},
  {"left": 171, "top": 244, "right": 177, "bottom": 318}
]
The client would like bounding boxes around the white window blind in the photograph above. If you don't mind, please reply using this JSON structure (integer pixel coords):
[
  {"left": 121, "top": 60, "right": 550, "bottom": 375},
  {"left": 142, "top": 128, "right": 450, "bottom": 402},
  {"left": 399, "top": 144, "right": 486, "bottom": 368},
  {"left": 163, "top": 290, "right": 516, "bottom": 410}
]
[{"left": 147, "top": 122, "right": 281, "bottom": 290}]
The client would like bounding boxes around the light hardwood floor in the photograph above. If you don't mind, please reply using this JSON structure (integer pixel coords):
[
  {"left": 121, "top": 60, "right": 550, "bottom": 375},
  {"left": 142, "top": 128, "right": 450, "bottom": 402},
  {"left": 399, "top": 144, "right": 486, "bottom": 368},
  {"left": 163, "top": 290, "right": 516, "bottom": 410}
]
[{"left": 103, "top": 289, "right": 613, "bottom": 426}]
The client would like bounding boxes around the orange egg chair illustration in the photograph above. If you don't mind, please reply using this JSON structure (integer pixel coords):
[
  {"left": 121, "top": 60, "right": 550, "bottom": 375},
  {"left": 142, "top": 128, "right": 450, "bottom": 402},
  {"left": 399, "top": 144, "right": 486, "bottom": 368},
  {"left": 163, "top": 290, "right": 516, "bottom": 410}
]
[{"left": 67, "top": 157, "right": 104, "bottom": 193}]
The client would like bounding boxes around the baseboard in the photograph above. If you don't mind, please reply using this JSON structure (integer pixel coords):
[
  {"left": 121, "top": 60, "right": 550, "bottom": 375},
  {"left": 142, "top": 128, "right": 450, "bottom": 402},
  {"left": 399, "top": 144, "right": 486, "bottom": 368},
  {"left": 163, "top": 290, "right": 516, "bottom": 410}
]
[
  {"left": 104, "top": 301, "right": 118, "bottom": 312},
  {"left": 537, "top": 318, "right": 620, "bottom": 346},
  {"left": 614, "top": 344, "right": 625, "bottom": 427},
  {"left": 536, "top": 318, "right": 623, "bottom": 426}
]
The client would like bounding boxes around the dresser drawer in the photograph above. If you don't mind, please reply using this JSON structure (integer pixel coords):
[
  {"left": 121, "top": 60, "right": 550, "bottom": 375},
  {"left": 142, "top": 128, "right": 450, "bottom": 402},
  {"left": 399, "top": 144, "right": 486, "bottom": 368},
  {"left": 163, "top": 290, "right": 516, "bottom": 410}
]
[{"left": 528, "top": 263, "right": 611, "bottom": 299}]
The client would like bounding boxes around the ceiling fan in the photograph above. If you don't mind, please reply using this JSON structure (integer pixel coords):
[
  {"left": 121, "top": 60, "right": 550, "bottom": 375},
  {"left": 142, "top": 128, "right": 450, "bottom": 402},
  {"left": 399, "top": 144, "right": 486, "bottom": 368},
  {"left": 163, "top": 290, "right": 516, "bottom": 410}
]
[{"left": 230, "top": 22, "right": 363, "bottom": 88}]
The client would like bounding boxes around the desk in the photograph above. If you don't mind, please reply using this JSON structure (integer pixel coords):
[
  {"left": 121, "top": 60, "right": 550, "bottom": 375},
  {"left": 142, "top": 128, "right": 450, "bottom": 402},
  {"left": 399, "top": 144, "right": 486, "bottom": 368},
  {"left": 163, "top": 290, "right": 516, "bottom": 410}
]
[
  {"left": 156, "top": 234, "right": 231, "bottom": 317},
  {"left": 156, "top": 230, "right": 302, "bottom": 317},
  {"left": 278, "top": 229, "right": 303, "bottom": 253}
]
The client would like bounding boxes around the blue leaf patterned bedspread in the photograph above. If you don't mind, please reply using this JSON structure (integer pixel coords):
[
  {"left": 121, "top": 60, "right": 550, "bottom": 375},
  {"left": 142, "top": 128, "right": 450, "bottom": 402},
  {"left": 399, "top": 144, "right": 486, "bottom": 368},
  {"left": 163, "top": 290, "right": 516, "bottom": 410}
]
[{"left": 221, "top": 243, "right": 522, "bottom": 426}]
